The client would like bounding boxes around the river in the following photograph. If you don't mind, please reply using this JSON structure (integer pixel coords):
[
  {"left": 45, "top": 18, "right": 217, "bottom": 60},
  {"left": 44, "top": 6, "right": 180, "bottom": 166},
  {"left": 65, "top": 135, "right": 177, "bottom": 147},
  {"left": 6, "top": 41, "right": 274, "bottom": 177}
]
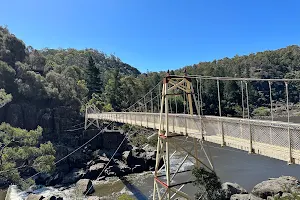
[{"left": 91, "top": 141, "right": 300, "bottom": 199}]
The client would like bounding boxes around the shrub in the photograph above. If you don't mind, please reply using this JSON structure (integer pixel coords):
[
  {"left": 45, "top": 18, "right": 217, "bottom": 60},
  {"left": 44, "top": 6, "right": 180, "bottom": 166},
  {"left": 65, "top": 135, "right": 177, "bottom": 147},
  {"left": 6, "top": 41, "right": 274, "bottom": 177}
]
[
  {"left": 130, "top": 134, "right": 148, "bottom": 147},
  {"left": 192, "top": 167, "right": 225, "bottom": 200},
  {"left": 252, "top": 106, "right": 270, "bottom": 116}
]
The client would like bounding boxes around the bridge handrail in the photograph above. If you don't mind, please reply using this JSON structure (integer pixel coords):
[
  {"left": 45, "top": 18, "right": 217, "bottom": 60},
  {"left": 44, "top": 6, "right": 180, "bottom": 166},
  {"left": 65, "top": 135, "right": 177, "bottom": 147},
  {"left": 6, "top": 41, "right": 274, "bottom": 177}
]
[{"left": 95, "top": 112, "right": 300, "bottom": 129}]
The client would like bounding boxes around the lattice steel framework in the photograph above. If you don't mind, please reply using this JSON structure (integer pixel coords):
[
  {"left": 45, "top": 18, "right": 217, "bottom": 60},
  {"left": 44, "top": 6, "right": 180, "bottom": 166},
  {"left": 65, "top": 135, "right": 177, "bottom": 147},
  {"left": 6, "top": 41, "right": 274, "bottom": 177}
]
[
  {"left": 152, "top": 73, "right": 214, "bottom": 200},
  {"left": 85, "top": 105, "right": 100, "bottom": 129}
]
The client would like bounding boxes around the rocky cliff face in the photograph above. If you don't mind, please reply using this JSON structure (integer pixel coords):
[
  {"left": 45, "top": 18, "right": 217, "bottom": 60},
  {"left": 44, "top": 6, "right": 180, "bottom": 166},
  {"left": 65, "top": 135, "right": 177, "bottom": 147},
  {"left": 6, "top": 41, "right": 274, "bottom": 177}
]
[
  {"left": 33, "top": 129, "right": 159, "bottom": 188},
  {"left": 0, "top": 102, "right": 83, "bottom": 142}
]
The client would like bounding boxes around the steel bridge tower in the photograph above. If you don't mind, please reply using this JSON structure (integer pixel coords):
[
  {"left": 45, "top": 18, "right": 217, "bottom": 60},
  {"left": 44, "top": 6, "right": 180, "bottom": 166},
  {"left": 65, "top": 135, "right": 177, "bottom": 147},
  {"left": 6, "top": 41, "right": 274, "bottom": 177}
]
[{"left": 153, "top": 72, "right": 214, "bottom": 200}]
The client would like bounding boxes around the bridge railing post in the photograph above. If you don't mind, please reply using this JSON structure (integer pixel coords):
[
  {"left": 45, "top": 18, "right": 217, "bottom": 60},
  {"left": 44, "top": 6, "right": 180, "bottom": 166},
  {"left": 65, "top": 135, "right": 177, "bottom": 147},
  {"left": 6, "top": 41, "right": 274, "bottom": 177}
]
[
  {"left": 217, "top": 79, "right": 225, "bottom": 146},
  {"left": 146, "top": 114, "right": 149, "bottom": 128},
  {"left": 245, "top": 81, "right": 253, "bottom": 154},
  {"left": 285, "top": 81, "right": 293, "bottom": 164}
]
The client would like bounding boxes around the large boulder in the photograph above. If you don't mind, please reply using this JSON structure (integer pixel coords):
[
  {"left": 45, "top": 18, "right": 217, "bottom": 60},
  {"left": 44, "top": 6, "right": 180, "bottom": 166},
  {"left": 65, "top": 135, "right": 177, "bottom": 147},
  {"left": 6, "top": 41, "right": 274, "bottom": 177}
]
[
  {"left": 26, "top": 194, "right": 45, "bottom": 200},
  {"left": 44, "top": 196, "right": 63, "bottom": 200},
  {"left": 94, "top": 156, "right": 110, "bottom": 164},
  {"left": 61, "top": 168, "right": 86, "bottom": 185},
  {"left": 122, "top": 151, "right": 132, "bottom": 165},
  {"left": 222, "top": 182, "right": 247, "bottom": 199},
  {"left": 116, "top": 160, "right": 131, "bottom": 176},
  {"left": 76, "top": 179, "right": 95, "bottom": 195},
  {"left": 85, "top": 163, "right": 105, "bottom": 179},
  {"left": 105, "top": 165, "right": 122, "bottom": 176},
  {"left": 122, "top": 147, "right": 156, "bottom": 171},
  {"left": 132, "top": 164, "right": 144, "bottom": 173},
  {"left": 35, "top": 173, "right": 51, "bottom": 185},
  {"left": 230, "top": 194, "right": 263, "bottom": 200},
  {"left": 46, "top": 172, "right": 64, "bottom": 186},
  {"left": 252, "top": 176, "right": 300, "bottom": 198},
  {"left": 26, "top": 185, "right": 43, "bottom": 193},
  {"left": 55, "top": 146, "right": 91, "bottom": 169}
]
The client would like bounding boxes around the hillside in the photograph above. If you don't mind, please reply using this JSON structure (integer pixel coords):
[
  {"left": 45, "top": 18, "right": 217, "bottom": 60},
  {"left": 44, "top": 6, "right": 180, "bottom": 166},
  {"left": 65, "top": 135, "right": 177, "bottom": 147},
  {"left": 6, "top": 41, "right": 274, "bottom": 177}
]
[
  {"left": 0, "top": 26, "right": 142, "bottom": 135},
  {"left": 0, "top": 26, "right": 147, "bottom": 187},
  {"left": 174, "top": 45, "right": 300, "bottom": 116}
]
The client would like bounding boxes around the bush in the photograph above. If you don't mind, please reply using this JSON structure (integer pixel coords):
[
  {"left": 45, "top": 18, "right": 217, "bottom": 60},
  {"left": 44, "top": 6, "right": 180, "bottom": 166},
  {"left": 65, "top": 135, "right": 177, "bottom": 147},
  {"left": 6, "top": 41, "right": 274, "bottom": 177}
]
[
  {"left": 252, "top": 106, "right": 270, "bottom": 116},
  {"left": 192, "top": 167, "right": 225, "bottom": 200},
  {"left": 130, "top": 134, "right": 147, "bottom": 147},
  {"left": 274, "top": 193, "right": 300, "bottom": 200}
]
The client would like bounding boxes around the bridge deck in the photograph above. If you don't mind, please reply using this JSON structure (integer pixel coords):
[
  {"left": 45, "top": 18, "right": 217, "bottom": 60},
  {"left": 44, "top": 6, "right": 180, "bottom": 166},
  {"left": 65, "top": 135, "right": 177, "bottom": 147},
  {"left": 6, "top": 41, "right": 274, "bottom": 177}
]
[{"left": 87, "top": 112, "right": 300, "bottom": 165}]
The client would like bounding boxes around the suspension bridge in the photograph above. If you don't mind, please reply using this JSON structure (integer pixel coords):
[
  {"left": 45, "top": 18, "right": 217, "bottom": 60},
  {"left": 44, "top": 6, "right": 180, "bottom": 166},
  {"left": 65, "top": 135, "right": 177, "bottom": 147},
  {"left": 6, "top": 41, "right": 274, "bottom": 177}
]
[{"left": 85, "top": 73, "right": 300, "bottom": 200}]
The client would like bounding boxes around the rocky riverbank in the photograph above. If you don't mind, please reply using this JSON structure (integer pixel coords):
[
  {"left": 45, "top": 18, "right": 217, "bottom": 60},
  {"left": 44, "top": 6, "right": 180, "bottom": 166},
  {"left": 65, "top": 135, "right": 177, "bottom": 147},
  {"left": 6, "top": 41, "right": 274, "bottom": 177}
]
[
  {"left": 33, "top": 130, "right": 158, "bottom": 188},
  {"left": 226, "top": 176, "right": 300, "bottom": 200},
  {"left": 8, "top": 175, "right": 300, "bottom": 200}
]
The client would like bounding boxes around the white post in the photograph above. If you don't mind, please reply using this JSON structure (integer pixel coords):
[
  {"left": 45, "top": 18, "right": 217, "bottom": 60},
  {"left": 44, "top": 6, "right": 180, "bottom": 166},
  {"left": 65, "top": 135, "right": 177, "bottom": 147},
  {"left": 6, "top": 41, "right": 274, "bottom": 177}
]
[
  {"left": 269, "top": 81, "right": 273, "bottom": 145},
  {"left": 285, "top": 82, "right": 293, "bottom": 164},
  {"left": 217, "top": 79, "right": 224, "bottom": 146},
  {"left": 245, "top": 81, "right": 252, "bottom": 153}
]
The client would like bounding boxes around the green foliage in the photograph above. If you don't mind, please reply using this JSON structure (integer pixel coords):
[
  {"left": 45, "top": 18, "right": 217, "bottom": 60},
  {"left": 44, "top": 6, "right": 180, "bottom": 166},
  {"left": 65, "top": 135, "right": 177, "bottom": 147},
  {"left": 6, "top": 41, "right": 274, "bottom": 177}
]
[
  {"left": 0, "top": 123, "right": 55, "bottom": 188},
  {"left": 252, "top": 106, "right": 271, "bottom": 116},
  {"left": 0, "top": 26, "right": 26, "bottom": 67},
  {"left": 86, "top": 56, "right": 101, "bottom": 97},
  {"left": 117, "top": 194, "right": 135, "bottom": 200},
  {"left": 178, "top": 45, "right": 300, "bottom": 116},
  {"left": 192, "top": 167, "right": 225, "bottom": 200},
  {"left": 274, "top": 193, "right": 300, "bottom": 200},
  {"left": 130, "top": 134, "right": 147, "bottom": 147},
  {"left": 104, "top": 67, "right": 122, "bottom": 111},
  {"left": 0, "top": 89, "right": 12, "bottom": 108}
]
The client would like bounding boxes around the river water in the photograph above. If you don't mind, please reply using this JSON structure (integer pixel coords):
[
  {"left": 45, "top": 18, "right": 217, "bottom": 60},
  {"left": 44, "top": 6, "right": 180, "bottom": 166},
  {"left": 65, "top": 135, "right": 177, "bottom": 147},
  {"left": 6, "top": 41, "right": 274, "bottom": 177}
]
[
  {"left": 92, "top": 141, "right": 300, "bottom": 199},
  {"left": 3, "top": 116, "right": 300, "bottom": 199},
  {"left": 3, "top": 141, "right": 300, "bottom": 199}
]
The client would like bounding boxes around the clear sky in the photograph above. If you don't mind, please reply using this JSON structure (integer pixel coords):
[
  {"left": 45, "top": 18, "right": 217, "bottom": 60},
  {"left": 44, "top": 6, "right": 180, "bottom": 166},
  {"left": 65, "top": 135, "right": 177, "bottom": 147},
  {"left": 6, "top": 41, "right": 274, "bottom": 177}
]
[{"left": 1, "top": 0, "right": 300, "bottom": 72}]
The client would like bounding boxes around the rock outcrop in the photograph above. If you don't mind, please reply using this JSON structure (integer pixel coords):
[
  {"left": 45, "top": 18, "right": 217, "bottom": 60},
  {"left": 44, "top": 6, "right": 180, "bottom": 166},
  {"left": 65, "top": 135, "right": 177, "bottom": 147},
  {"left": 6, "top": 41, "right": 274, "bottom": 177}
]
[
  {"left": 26, "top": 194, "right": 44, "bottom": 200},
  {"left": 75, "top": 179, "right": 94, "bottom": 195},
  {"left": 222, "top": 182, "right": 248, "bottom": 199},
  {"left": 230, "top": 194, "right": 263, "bottom": 200},
  {"left": 61, "top": 168, "right": 86, "bottom": 185},
  {"left": 252, "top": 176, "right": 300, "bottom": 198}
]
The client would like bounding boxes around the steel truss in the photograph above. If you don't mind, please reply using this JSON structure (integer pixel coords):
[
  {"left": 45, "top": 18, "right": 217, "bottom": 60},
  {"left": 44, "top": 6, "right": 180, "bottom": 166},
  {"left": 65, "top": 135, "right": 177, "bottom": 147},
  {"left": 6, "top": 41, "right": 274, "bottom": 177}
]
[
  {"left": 153, "top": 74, "right": 214, "bottom": 200},
  {"left": 85, "top": 105, "right": 100, "bottom": 129}
]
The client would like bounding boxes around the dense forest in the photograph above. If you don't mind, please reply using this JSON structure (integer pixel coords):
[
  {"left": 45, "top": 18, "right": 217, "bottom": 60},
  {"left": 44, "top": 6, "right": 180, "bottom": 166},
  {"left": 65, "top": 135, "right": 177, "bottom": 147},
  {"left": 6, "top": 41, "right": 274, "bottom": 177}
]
[
  {"left": 0, "top": 26, "right": 160, "bottom": 188},
  {"left": 178, "top": 45, "right": 300, "bottom": 117},
  {"left": 1, "top": 25, "right": 300, "bottom": 188}
]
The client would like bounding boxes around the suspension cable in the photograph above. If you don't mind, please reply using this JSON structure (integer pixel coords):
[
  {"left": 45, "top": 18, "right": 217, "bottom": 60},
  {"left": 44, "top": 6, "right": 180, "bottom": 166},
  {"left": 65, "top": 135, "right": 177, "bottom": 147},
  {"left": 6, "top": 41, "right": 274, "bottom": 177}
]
[
  {"left": 26, "top": 121, "right": 114, "bottom": 181},
  {"left": 85, "top": 125, "right": 137, "bottom": 196}
]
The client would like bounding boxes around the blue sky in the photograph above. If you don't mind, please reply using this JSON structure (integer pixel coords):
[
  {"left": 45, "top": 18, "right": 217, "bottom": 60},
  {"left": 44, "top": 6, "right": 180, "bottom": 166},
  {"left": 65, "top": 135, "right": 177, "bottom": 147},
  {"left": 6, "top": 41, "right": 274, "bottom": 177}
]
[{"left": 1, "top": 0, "right": 300, "bottom": 72}]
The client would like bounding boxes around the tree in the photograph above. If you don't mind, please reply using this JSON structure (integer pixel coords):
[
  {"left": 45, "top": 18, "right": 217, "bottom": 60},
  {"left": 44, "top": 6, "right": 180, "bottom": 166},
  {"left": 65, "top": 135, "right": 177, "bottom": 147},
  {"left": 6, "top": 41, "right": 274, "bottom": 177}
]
[
  {"left": 104, "top": 67, "right": 121, "bottom": 111},
  {"left": 27, "top": 50, "right": 46, "bottom": 73},
  {"left": 0, "top": 32, "right": 26, "bottom": 67},
  {"left": 0, "top": 89, "right": 12, "bottom": 108},
  {"left": 192, "top": 167, "right": 225, "bottom": 200},
  {"left": 86, "top": 56, "right": 101, "bottom": 97},
  {"left": 0, "top": 123, "right": 55, "bottom": 189}
]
